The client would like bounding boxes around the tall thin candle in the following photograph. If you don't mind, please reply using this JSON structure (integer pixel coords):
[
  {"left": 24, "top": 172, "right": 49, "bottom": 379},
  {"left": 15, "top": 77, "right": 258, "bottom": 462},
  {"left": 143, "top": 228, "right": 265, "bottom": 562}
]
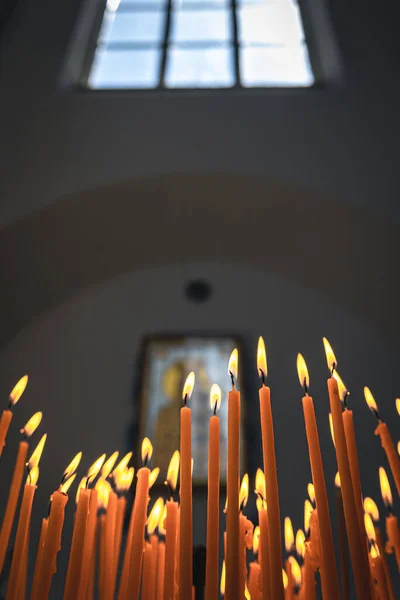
[{"left": 0, "top": 375, "right": 28, "bottom": 457}]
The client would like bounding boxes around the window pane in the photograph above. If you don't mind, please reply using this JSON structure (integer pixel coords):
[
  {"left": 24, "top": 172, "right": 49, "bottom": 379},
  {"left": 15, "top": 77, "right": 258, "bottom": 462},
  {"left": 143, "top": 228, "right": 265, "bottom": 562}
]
[
  {"left": 170, "top": 9, "right": 232, "bottom": 43},
  {"left": 89, "top": 48, "right": 161, "bottom": 88},
  {"left": 99, "top": 11, "right": 165, "bottom": 45},
  {"left": 237, "top": 3, "right": 304, "bottom": 45},
  {"left": 240, "top": 45, "right": 313, "bottom": 87},
  {"left": 165, "top": 46, "right": 235, "bottom": 87}
]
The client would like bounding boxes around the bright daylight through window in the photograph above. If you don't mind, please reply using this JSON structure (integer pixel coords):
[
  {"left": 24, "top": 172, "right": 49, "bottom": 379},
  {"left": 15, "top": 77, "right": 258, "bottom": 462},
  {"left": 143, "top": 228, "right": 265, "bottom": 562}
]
[{"left": 87, "top": 0, "right": 314, "bottom": 89}]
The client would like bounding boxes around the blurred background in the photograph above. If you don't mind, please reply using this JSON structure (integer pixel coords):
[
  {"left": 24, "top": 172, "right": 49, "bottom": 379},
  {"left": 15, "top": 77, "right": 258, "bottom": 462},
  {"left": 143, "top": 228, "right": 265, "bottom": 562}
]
[{"left": 0, "top": 0, "right": 399, "bottom": 597}]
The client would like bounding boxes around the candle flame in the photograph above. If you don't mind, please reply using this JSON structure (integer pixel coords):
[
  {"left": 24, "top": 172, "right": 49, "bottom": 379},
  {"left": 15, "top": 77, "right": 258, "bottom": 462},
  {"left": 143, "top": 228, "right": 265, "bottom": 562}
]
[
  {"left": 396, "top": 398, "right": 400, "bottom": 416},
  {"left": 76, "top": 477, "right": 87, "bottom": 503},
  {"left": 95, "top": 478, "right": 111, "bottom": 509},
  {"left": 9, "top": 375, "right": 28, "bottom": 406},
  {"left": 244, "top": 584, "right": 250, "bottom": 600},
  {"left": 87, "top": 454, "right": 106, "bottom": 483},
  {"left": 101, "top": 452, "right": 119, "bottom": 479},
  {"left": 141, "top": 437, "right": 153, "bottom": 464},
  {"left": 304, "top": 499, "right": 313, "bottom": 535},
  {"left": 253, "top": 525, "right": 260, "bottom": 554},
  {"left": 363, "top": 497, "right": 379, "bottom": 522},
  {"left": 364, "top": 387, "right": 379, "bottom": 415},
  {"left": 364, "top": 512, "right": 376, "bottom": 543},
  {"left": 379, "top": 466, "right": 392, "bottom": 508},
  {"left": 296, "top": 354, "right": 310, "bottom": 390},
  {"left": 370, "top": 545, "right": 379, "bottom": 558},
  {"left": 149, "top": 467, "right": 159, "bottom": 488},
  {"left": 257, "top": 337, "right": 267, "bottom": 380},
  {"left": 284, "top": 517, "right": 295, "bottom": 553},
  {"left": 113, "top": 451, "right": 132, "bottom": 478},
  {"left": 147, "top": 497, "right": 164, "bottom": 535},
  {"left": 307, "top": 483, "right": 315, "bottom": 504},
  {"left": 398, "top": 441, "right": 400, "bottom": 456},
  {"left": 209, "top": 384, "right": 221, "bottom": 412},
  {"left": 60, "top": 473, "right": 77, "bottom": 494},
  {"left": 333, "top": 371, "right": 349, "bottom": 402},
  {"left": 282, "top": 569, "right": 288, "bottom": 590},
  {"left": 289, "top": 557, "right": 302, "bottom": 587},
  {"left": 27, "top": 433, "right": 47, "bottom": 470},
  {"left": 220, "top": 560, "right": 226, "bottom": 596},
  {"left": 182, "top": 372, "right": 195, "bottom": 402},
  {"left": 228, "top": 349, "right": 238, "bottom": 382},
  {"left": 329, "top": 414, "right": 336, "bottom": 448},
  {"left": 322, "top": 337, "right": 337, "bottom": 372},
  {"left": 239, "top": 474, "right": 249, "bottom": 509},
  {"left": 22, "top": 412, "right": 42, "bottom": 438},
  {"left": 255, "top": 468, "right": 266, "bottom": 501},
  {"left": 158, "top": 503, "right": 167, "bottom": 536},
  {"left": 122, "top": 467, "right": 135, "bottom": 492},
  {"left": 63, "top": 452, "right": 83, "bottom": 481},
  {"left": 166, "top": 451, "right": 180, "bottom": 491},
  {"left": 335, "top": 472, "right": 341, "bottom": 488},
  {"left": 27, "top": 466, "right": 39, "bottom": 486},
  {"left": 295, "top": 529, "right": 306, "bottom": 558}
]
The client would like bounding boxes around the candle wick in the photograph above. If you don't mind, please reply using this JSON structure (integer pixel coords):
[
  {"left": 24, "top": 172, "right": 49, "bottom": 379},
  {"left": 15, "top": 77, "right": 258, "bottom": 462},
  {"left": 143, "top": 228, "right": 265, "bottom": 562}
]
[
  {"left": 331, "top": 363, "right": 336, "bottom": 376},
  {"left": 258, "top": 369, "right": 266, "bottom": 387},
  {"left": 213, "top": 402, "right": 217, "bottom": 416},
  {"left": 184, "top": 393, "right": 188, "bottom": 407},
  {"left": 303, "top": 378, "right": 309, "bottom": 396},
  {"left": 229, "top": 371, "right": 235, "bottom": 389},
  {"left": 343, "top": 393, "right": 350, "bottom": 409}
]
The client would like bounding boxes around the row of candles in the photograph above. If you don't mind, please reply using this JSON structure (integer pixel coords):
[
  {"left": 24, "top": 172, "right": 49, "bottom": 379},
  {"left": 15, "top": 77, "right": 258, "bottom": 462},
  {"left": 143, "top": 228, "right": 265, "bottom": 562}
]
[{"left": 0, "top": 337, "right": 399, "bottom": 599}]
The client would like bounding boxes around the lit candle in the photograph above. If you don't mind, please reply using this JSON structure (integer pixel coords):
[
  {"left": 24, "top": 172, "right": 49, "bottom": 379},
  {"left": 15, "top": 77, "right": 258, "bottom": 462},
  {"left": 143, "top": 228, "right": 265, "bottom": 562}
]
[
  {"left": 255, "top": 469, "right": 271, "bottom": 600},
  {"left": 257, "top": 338, "right": 284, "bottom": 600},
  {"left": 323, "top": 339, "right": 372, "bottom": 599},
  {"left": 30, "top": 517, "right": 48, "bottom": 600},
  {"left": 157, "top": 541, "right": 165, "bottom": 600},
  {"left": 364, "top": 387, "right": 400, "bottom": 497},
  {"left": 239, "top": 474, "right": 250, "bottom": 599},
  {"left": 0, "top": 412, "right": 42, "bottom": 575},
  {"left": 364, "top": 497, "right": 396, "bottom": 600},
  {"left": 248, "top": 561, "right": 261, "bottom": 600},
  {"left": 0, "top": 375, "right": 28, "bottom": 457},
  {"left": 164, "top": 451, "right": 180, "bottom": 600},
  {"left": 174, "top": 506, "right": 181, "bottom": 600},
  {"left": 379, "top": 467, "right": 400, "bottom": 570},
  {"left": 296, "top": 353, "right": 340, "bottom": 600},
  {"left": 142, "top": 498, "right": 163, "bottom": 600},
  {"left": 334, "top": 473, "right": 349, "bottom": 600},
  {"left": 18, "top": 521, "right": 29, "bottom": 600},
  {"left": 104, "top": 487, "right": 118, "bottom": 600},
  {"left": 142, "top": 543, "right": 153, "bottom": 600},
  {"left": 111, "top": 467, "right": 134, "bottom": 599},
  {"left": 179, "top": 372, "right": 195, "bottom": 600},
  {"left": 205, "top": 383, "right": 221, "bottom": 600},
  {"left": 284, "top": 518, "right": 294, "bottom": 600},
  {"left": 63, "top": 481, "right": 90, "bottom": 600},
  {"left": 364, "top": 513, "right": 390, "bottom": 600},
  {"left": 288, "top": 558, "right": 301, "bottom": 600}
]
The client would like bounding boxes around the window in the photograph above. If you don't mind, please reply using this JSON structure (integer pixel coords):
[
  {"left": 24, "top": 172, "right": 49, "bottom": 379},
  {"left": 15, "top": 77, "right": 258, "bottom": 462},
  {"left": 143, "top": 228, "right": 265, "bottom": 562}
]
[{"left": 86, "top": 0, "right": 314, "bottom": 90}]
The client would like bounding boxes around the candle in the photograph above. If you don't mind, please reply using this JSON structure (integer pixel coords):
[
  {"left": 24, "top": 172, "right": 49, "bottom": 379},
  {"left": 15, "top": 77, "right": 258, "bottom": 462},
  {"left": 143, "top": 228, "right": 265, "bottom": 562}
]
[
  {"left": 288, "top": 558, "right": 301, "bottom": 599},
  {"left": 157, "top": 541, "right": 165, "bottom": 600},
  {"left": 239, "top": 475, "right": 250, "bottom": 599},
  {"left": 364, "top": 387, "right": 400, "bottom": 497},
  {"left": 0, "top": 375, "right": 28, "bottom": 457},
  {"left": 30, "top": 517, "right": 48, "bottom": 600},
  {"left": 296, "top": 354, "right": 340, "bottom": 600},
  {"left": 174, "top": 506, "right": 181, "bottom": 600},
  {"left": 143, "top": 498, "right": 164, "bottom": 600},
  {"left": 255, "top": 470, "right": 271, "bottom": 600},
  {"left": 284, "top": 518, "right": 294, "bottom": 600},
  {"left": 104, "top": 489, "right": 118, "bottom": 600},
  {"left": 248, "top": 562, "right": 261, "bottom": 600},
  {"left": 257, "top": 338, "right": 284, "bottom": 600},
  {"left": 142, "top": 543, "right": 153, "bottom": 600},
  {"left": 369, "top": 546, "right": 390, "bottom": 600},
  {"left": 63, "top": 483, "right": 90, "bottom": 600},
  {"left": 179, "top": 372, "right": 195, "bottom": 600},
  {"left": 323, "top": 339, "right": 372, "bottom": 599},
  {"left": 6, "top": 466, "right": 39, "bottom": 600},
  {"left": 205, "top": 384, "right": 221, "bottom": 600},
  {"left": 18, "top": 521, "right": 29, "bottom": 600},
  {"left": 111, "top": 468, "right": 133, "bottom": 599},
  {"left": 379, "top": 467, "right": 400, "bottom": 570},
  {"left": 364, "top": 497, "right": 396, "bottom": 600},
  {"left": 0, "top": 412, "right": 42, "bottom": 575},
  {"left": 334, "top": 474, "right": 349, "bottom": 600},
  {"left": 164, "top": 451, "right": 180, "bottom": 600}
]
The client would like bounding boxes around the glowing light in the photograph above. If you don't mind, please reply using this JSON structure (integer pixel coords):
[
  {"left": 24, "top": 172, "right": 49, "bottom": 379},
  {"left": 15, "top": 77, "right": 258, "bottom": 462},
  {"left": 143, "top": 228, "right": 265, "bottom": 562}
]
[
  {"left": 364, "top": 387, "right": 379, "bottom": 415},
  {"left": 141, "top": 438, "right": 153, "bottom": 464},
  {"left": 96, "top": 478, "right": 111, "bottom": 509},
  {"left": 149, "top": 468, "right": 159, "bottom": 488},
  {"left": 304, "top": 499, "right": 313, "bottom": 534},
  {"left": 289, "top": 557, "right": 302, "bottom": 587},
  {"left": 370, "top": 545, "right": 379, "bottom": 559},
  {"left": 334, "top": 472, "right": 341, "bottom": 488},
  {"left": 76, "top": 477, "right": 87, "bottom": 503},
  {"left": 60, "top": 473, "right": 77, "bottom": 494},
  {"left": 22, "top": 412, "right": 42, "bottom": 438},
  {"left": 364, "top": 512, "right": 376, "bottom": 543},
  {"left": 296, "top": 354, "right": 310, "bottom": 390},
  {"left": 9, "top": 375, "right": 28, "bottom": 406},
  {"left": 333, "top": 371, "right": 349, "bottom": 402},
  {"left": 257, "top": 337, "right": 268, "bottom": 379},
  {"left": 255, "top": 468, "right": 266, "bottom": 502},
  {"left": 122, "top": 467, "right": 135, "bottom": 493},
  {"left": 209, "top": 384, "right": 222, "bottom": 412},
  {"left": 239, "top": 474, "right": 249, "bottom": 509},
  {"left": 113, "top": 452, "right": 132, "bottom": 477},
  {"left": 220, "top": 561, "right": 226, "bottom": 596},
  {"left": 87, "top": 454, "right": 106, "bottom": 483},
  {"left": 101, "top": 452, "right": 119, "bottom": 479},
  {"left": 295, "top": 529, "right": 305, "bottom": 558},
  {"left": 27, "top": 466, "right": 39, "bottom": 486},
  {"left": 147, "top": 498, "right": 164, "bottom": 535},
  {"left": 63, "top": 452, "right": 83, "bottom": 481},
  {"left": 398, "top": 441, "right": 400, "bottom": 456},
  {"left": 284, "top": 517, "right": 295, "bottom": 553},
  {"left": 363, "top": 497, "right": 379, "bottom": 522},
  {"left": 159, "top": 503, "right": 167, "bottom": 536},
  {"left": 27, "top": 434, "right": 47, "bottom": 470},
  {"left": 307, "top": 483, "right": 315, "bottom": 505},
  {"left": 282, "top": 569, "right": 288, "bottom": 590},
  {"left": 228, "top": 349, "right": 238, "bottom": 381},
  {"left": 322, "top": 337, "right": 337, "bottom": 372},
  {"left": 244, "top": 583, "right": 250, "bottom": 600},
  {"left": 166, "top": 451, "right": 180, "bottom": 491},
  {"left": 182, "top": 372, "right": 195, "bottom": 402},
  {"left": 379, "top": 466, "right": 393, "bottom": 508},
  {"left": 396, "top": 398, "right": 400, "bottom": 416},
  {"left": 329, "top": 414, "right": 336, "bottom": 448},
  {"left": 253, "top": 526, "right": 260, "bottom": 555}
]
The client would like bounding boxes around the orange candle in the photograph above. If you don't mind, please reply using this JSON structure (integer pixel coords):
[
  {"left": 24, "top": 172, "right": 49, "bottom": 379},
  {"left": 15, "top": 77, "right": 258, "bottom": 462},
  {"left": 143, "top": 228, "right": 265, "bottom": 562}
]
[
  {"left": 179, "top": 372, "right": 195, "bottom": 600},
  {"left": 30, "top": 517, "right": 48, "bottom": 600},
  {"left": 98, "top": 512, "right": 107, "bottom": 597},
  {"left": 63, "top": 486, "right": 90, "bottom": 600},
  {"left": 335, "top": 475, "right": 349, "bottom": 600},
  {"left": 255, "top": 470, "right": 271, "bottom": 600},
  {"left": 296, "top": 354, "right": 340, "bottom": 600},
  {"left": 78, "top": 488, "right": 98, "bottom": 600},
  {"left": 365, "top": 387, "right": 400, "bottom": 497},
  {"left": 0, "top": 375, "right": 28, "bottom": 457},
  {"left": 164, "top": 451, "right": 180, "bottom": 600},
  {"left": 323, "top": 340, "right": 371, "bottom": 599},
  {"left": 144, "top": 498, "right": 164, "bottom": 600},
  {"left": 379, "top": 467, "right": 400, "bottom": 570},
  {"left": 0, "top": 412, "right": 42, "bottom": 575},
  {"left": 248, "top": 562, "right": 261, "bottom": 600},
  {"left": 6, "top": 467, "right": 39, "bottom": 600},
  {"left": 238, "top": 475, "right": 249, "bottom": 600},
  {"left": 18, "top": 522, "right": 29, "bottom": 600},
  {"left": 226, "top": 350, "right": 240, "bottom": 600},
  {"left": 369, "top": 546, "right": 390, "bottom": 600},
  {"left": 257, "top": 339, "right": 284, "bottom": 600},
  {"left": 284, "top": 560, "right": 293, "bottom": 600},
  {"left": 174, "top": 506, "right": 181, "bottom": 600},
  {"left": 157, "top": 541, "right": 165, "bottom": 600},
  {"left": 205, "top": 384, "right": 221, "bottom": 600},
  {"left": 303, "top": 546, "right": 316, "bottom": 600},
  {"left": 375, "top": 528, "right": 396, "bottom": 600},
  {"left": 104, "top": 489, "right": 118, "bottom": 600},
  {"left": 142, "top": 543, "right": 153, "bottom": 600}
]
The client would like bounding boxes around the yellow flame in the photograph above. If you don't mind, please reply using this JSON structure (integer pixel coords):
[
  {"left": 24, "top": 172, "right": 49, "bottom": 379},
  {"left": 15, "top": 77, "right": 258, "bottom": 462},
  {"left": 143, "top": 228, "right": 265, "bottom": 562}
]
[
  {"left": 364, "top": 387, "right": 379, "bottom": 414},
  {"left": 255, "top": 468, "right": 266, "bottom": 501},
  {"left": 141, "top": 438, "right": 153, "bottom": 463},
  {"left": 307, "top": 483, "right": 315, "bottom": 504},
  {"left": 220, "top": 561, "right": 226, "bottom": 596},
  {"left": 113, "top": 451, "right": 132, "bottom": 477},
  {"left": 27, "top": 466, "right": 39, "bottom": 486},
  {"left": 284, "top": 517, "right": 295, "bottom": 553},
  {"left": 363, "top": 497, "right": 379, "bottom": 522},
  {"left": 296, "top": 354, "right": 310, "bottom": 390},
  {"left": 244, "top": 584, "right": 250, "bottom": 600},
  {"left": 304, "top": 499, "right": 313, "bottom": 534},
  {"left": 158, "top": 503, "right": 167, "bottom": 536},
  {"left": 63, "top": 452, "right": 83, "bottom": 481},
  {"left": 9, "top": 375, "right": 28, "bottom": 406},
  {"left": 149, "top": 467, "right": 159, "bottom": 488},
  {"left": 322, "top": 337, "right": 337, "bottom": 372},
  {"left": 257, "top": 337, "right": 268, "bottom": 379},
  {"left": 147, "top": 497, "right": 164, "bottom": 535},
  {"left": 228, "top": 349, "right": 238, "bottom": 381},
  {"left": 398, "top": 441, "right": 400, "bottom": 456},
  {"left": 370, "top": 545, "right": 379, "bottom": 558},
  {"left": 120, "top": 467, "right": 135, "bottom": 493},
  {"left": 295, "top": 529, "right": 306, "bottom": 558},
  {"left": 396, "top": 398, "right": 400, "bottom": 416},
  {"left": 253, "top": 525, "right": 260, "bottom": 555},
  {"left": 27, "top": 434, "right": 47, "bottom": 470},
  {"left": 87, "top": 454, "right": 106, "bottom": 482},
  {"left": 282, "top": 569, "right": 288, "bottom": 590},
  {"left": 209, "top": 384, "right": 222, "bottom": 412},
  {"left": 60, "top": 473, "right": 77, "bottom": 494},
  {"left": 95, "top": 477, "right": 111, "bottom": 509},
  {"left": 334, "top": 472, "right": 341, "bottom": 488},
  {"left": 76, "top": 477, "right": 87, "bottom": 503},
  {"left": 22, "top": 412, "right": 42, "bottom": 438},
  {"left": 364, "top": 512, "right": 376, "bottom": 542},
  {"left": 289, "top": 557, "right": 302, "bottom": 587},
  {"left": 333, "top": 371, "right": 349, "bottom": 401},
  {"left": 101, "top": 452, "right": 119, "bottom": 479},
  {"left": 182, "top": 372, "right": 195, "bottom": 401},
  {"left": 329, "top": 414, "right": 336, "bottom": 448},
  {"left": 379, "top": 466, "right": 392, "bottom": 508},
  {"left": 239, "top": 474, "right": 249, "bottom": 508},
  {"left": 166, "top": 451, "right": 180, "bottom": 491}
]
